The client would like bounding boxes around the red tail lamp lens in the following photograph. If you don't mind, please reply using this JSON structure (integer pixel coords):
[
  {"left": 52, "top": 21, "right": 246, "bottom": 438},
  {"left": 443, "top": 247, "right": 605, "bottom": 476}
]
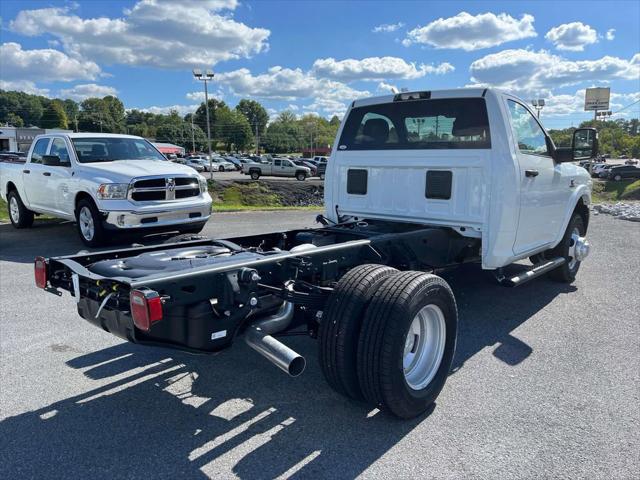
[
  {"left": 34, "top": 256, "right": 47, "bottom": 289},
  {"left": 130, "top": 289, "right": 163, "bottom": 332}
]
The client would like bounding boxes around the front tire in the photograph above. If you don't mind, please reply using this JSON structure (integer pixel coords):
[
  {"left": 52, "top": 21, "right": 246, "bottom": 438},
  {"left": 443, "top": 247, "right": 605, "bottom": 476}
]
[
  {"left": 250, "top": 170, "right": 260, "bottom": 180},
  {"left": 7, "top": 190, "right": 34, "bottom": 228},
  {"left": 548, "top": 213, "right": 586, "bottom": 283},
  {"left": 357, "top": 272, "right": 458, "bottom": 419},
  {"left": 75, "top": 199, "right": 106, "bottom": 247},
  {"left": 613, "top": 174, "right": 622, "bottom": 181},
  {"left": 219, "top": 166, "right": 225, "bottom": 172},
  {"left": 296, "top": 172, "right": 306, "bottom": 181},
  {"left": 319, "top": 264, "right": 397, "bottom": 400}
]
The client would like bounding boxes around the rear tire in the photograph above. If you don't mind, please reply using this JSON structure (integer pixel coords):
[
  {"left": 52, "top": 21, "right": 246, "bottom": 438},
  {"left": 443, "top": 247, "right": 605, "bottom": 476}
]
[
  {"left": 7, "top": 190, "right": 34, "bottom": 228},
  {"left": 75, "top": 198, "right": 106, "bottom": 247},
  {"left": 357, "top": 271, "right": 458, "bottom": 419},
  {"left": 319, "top": 264, "right": 397, "bottom": 400},
  {"left": 613, "top": 174, "right": 622, "bottom": 181},
  {"left": 548, "top": 213, "right": 586, "bottom": 283}
]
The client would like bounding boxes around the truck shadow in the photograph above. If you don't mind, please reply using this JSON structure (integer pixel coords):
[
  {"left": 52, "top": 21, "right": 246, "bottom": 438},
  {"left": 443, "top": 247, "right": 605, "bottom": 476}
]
[
  {"left": 0, "top": 263, "right": 573, "bottom": 479},
  {"left": 0, "top": 221, "right": 183, "bottom": 263}
]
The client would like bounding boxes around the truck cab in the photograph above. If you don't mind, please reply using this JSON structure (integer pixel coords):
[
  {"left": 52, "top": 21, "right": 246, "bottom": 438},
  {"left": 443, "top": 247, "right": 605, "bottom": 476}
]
[{"left": 325, "top": 88, "right": 596, "bottom": 269}]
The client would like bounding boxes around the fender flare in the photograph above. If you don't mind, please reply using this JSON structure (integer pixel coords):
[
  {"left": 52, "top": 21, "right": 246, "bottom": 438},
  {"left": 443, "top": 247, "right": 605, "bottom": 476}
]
[{"left": 551, "top": 185, "right": 590, "bottom": 248}]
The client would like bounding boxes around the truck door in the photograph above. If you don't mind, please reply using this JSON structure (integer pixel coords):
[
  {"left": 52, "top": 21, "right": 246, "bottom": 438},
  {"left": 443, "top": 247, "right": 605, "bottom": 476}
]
[
  {"left": 273, "top": 158, "right": 283, "bottom": 176},
  {"left": 22, "top": 137, "right": 51, "bottom": 211},
  {"left": 46, "top": 137, "right": 74, "bottom": 215},
  {"left": 506, "top": 100, "right": 567, "bottom": 255}
]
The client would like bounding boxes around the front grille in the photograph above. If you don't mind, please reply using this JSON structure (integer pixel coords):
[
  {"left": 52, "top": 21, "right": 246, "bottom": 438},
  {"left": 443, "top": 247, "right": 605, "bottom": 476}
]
[{"left": 130, "top": 176, "right": 200, "bottom": 202}]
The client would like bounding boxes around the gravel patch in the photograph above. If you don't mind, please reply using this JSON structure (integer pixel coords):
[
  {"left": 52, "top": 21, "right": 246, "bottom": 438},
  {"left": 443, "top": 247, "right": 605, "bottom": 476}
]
[{"left": 593, "top": 202, "right": 640, "bottom": 222}]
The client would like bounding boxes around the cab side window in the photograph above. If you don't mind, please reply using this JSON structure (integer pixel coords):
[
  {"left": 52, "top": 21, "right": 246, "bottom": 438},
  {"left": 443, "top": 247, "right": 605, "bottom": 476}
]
[
  {"left": 31, "top": 138, "right": 50, "bottom": 164},
  {"left": 507, "top": 100, "right": 549, "bottom": 156},
  {"left": 50, "top": 138, "right": 71, "bottom": 164}
]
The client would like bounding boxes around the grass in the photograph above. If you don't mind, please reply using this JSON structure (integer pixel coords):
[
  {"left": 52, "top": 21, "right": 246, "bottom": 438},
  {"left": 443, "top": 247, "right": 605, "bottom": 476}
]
[
  {"left": 0, "top": 199, "right": 8, "bottom": 222},
  {"left": 592, "top": 179, "right": 640, "bottom": 203}
]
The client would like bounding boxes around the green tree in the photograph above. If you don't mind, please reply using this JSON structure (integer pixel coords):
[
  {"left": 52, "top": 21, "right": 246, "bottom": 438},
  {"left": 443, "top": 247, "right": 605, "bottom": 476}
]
[
  {"left": 40, "top": 101, "right": 68, "bottom": 129},
  {"left": 194, "top": 99, "right": 227, "bottom": 139},
  {"left": 236, "top": 99, "right": 268, "bottom": 137},
  {"left": 5, "top": 112, "right": 24, "bottom": 127},
  {"left": 216, "top": 108, "right": 252, "bottom": 151}
]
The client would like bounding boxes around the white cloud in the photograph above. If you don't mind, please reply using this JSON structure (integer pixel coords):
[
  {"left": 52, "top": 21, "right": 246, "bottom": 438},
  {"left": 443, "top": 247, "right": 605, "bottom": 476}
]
[
  {"left": 185, "top": 89, "right": 224, "bottom": 102},
  {"left": 372, "top": 22, "right": 404, "bottom": 33},
  {"left": 216, "top": 66, "right": 370, "bottom": 102},
  {"left": 312, "top": 56, "right": 454, "bottom": 81},
  {"left": 0, "top": 80, "right": 50, "bottom": 96},
  {"left": 536, "top": 89, "right": 640, "bottom": 118},
  {"left": 545, "top": 22, "right": 597, "bottom": 51},
  {"left": 469, "top": 49, "right": 640, "bottom": 98},
  {"left": 377, "top": 82, "right": 398, "bottom": 93},
  {"left": 59, "top": 83, "right": 118, "bottom": 101},
  {"left": 10, "top": 1, "right": 270, "bottom": 69},
  {"left": 403, "top": 12, "right": 536, "bottom": 50},
  {"left": 136, "top": 104, "right": 200, "bottom": 116},
  {"left": 0, "top": 42, "right": 101, "bottom": 82},
  {"left": 606, "top": 29, "right": 616, "bottom": 41}
]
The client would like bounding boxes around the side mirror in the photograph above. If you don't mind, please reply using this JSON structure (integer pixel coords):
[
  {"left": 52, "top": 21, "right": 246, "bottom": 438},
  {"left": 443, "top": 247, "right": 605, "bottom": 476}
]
[
  {"left": 42, "top": 155, "right": 61, "bottom": 166},
  {"left": 572, "top": 128, "right": 598, "bottom": 161}
]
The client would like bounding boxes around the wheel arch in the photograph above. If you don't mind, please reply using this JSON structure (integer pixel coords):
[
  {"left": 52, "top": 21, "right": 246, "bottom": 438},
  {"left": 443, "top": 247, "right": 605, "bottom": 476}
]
[{"left": 74, "top": 191, "right": 96, "bottom": 214}]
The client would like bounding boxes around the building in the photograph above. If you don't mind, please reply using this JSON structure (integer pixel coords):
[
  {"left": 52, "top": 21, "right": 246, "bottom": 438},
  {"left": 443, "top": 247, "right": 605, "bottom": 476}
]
[
  {"left": 301, "top": 146, "right": 331, "bottom": 158},
  {"left": 153, "top": 142, "right": 185, "bottom": 157},
  {"left": 0, "top": 126, "right": 73, "bottom": 152}
]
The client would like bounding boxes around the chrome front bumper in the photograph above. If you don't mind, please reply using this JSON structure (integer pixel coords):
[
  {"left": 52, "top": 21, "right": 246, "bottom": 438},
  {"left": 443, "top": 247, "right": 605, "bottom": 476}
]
[{"left": 101, "top": 202, "right": 211, "bottom": 229}]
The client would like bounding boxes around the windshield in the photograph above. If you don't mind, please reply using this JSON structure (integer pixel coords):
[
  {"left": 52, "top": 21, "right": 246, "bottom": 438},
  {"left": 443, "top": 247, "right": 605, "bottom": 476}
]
[
  {"left": 71, "top": 137, "right": 166, "bottom": 163},
  {"left": 339, "top": 98, "right": 491, "bottom": 150}
]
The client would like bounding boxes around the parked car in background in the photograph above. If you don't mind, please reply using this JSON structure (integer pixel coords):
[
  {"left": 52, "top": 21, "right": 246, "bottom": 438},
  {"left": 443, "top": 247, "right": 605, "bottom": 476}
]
[
  {"left": 242, "top": 157, "right": 311, "bottom": 180},
  {"left": 598, "top": 165, "right": 615, "bottom": 178},
  {"left": 0, "top": 152, "right": 26, "bottom": 163},
  {"left": 606, "top": 165, "right": 640, "bottom": 181},
  {"left": 183, "top": 158, "right": 206, "bottom": 172},
  {"left": 223, "top": 156, "right": 243, "bottom": 170},
  {"left": 293, "top": 158, "right": 317, "bottom": 175},
  {"left": 624, "top": 158, "right": 638, "bottom": 165},
  {"left": 591, "top": 163, "right": 608, "bottom": 178},
  {"left": 210, "top": 156, "right": 236, "bottom": 172},
  {"left": 0, "top": 133, "right": 211, "bottom": 246}
]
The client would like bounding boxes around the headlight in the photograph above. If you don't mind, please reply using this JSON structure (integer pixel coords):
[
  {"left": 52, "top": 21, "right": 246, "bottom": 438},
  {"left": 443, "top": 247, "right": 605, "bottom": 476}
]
[
  {"left": 97, "top": 183, "right": 128, "bottom": 199},
  {"left": 199, "top": 177, "right": 208, "bottom": 193}
]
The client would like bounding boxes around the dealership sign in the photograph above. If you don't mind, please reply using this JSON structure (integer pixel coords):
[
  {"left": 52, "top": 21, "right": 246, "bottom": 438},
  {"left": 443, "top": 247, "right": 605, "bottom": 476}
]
[{"left": 584, "top": 87, "right": 610, "bottom": 111}]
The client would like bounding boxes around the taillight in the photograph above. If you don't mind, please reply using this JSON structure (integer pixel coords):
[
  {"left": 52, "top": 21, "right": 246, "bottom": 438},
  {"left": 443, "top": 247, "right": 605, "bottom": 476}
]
[
  {"left": 34, "top": 256, "right": 47, "bottom": 289},
  {"left": 130, "top": 289, "right": 163, "bottom": 331}
]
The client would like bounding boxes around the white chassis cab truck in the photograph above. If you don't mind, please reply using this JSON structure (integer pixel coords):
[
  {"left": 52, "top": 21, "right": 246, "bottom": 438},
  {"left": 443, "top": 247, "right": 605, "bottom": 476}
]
[
  {"left": 1, "top": 133, "right": 212, "bottom": 246},
  {"left": 35, "top": 89, "right": 595, "bottom": 418}
]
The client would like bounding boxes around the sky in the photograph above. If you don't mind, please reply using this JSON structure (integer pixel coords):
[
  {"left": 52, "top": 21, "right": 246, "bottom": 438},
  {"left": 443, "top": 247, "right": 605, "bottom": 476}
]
[{"left": 0, "top": 0, "right": 639, "bottom": 128}]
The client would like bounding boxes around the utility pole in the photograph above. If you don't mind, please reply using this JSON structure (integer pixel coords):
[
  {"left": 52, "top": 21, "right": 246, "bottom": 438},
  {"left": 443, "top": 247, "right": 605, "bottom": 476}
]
[
  {"left": 193, "top": 69, "right": 215, "bottom": 178},
  {"left": 191, "top": 114, "right": 196, "bottom": 154},
  {"left": 255, "top": 123, "right": 259, "bottom": 155}
]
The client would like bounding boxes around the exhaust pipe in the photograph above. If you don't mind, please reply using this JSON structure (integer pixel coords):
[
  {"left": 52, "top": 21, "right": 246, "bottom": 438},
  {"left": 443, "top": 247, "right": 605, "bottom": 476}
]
[{"left": 244, "top": 302, "right": 306, "bottom": 376}]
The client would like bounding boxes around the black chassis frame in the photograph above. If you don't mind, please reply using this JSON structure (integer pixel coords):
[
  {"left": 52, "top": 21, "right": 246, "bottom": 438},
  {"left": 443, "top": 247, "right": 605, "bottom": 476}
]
[{"left": 44, "top": 218, "right": 480, "bottom": 353}]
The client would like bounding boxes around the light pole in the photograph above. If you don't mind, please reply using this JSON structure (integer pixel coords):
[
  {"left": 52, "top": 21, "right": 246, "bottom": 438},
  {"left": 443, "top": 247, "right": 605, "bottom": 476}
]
[
  {"left": 531, "top": 99, "right": 545, "bottom": 119},
  {"left": 193, "top": 68, "right": 215, "bottom": 178},
  {"left": 190, "top": 114, "right": 195, "bottom": 154}
]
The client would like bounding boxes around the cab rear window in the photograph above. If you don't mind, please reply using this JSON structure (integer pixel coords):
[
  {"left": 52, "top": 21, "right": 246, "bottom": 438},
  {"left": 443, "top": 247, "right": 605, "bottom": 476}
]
[{"left": 338, "top": 98, "right": 491, "bottom": 150}]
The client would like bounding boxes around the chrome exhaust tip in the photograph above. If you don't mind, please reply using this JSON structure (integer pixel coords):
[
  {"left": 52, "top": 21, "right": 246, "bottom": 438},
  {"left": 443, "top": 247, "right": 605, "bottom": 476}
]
[{"left": 243, "top": 302, "right": 306, "bottom": 377}]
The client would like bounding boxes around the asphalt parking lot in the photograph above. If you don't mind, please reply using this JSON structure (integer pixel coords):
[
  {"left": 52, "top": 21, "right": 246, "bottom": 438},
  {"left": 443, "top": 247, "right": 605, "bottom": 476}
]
[{"left": 0, "top": 212, "right": 638, "bottom": 479}]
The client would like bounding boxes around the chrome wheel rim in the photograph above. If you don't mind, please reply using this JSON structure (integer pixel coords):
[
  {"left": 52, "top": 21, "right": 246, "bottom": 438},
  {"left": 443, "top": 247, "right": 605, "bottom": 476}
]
[
  {"left": 403, "top": 304, "right": 446, "bottom": 391},
  {"left": 9, "top": 197, "right": 20, "bottom": 223},
  {"left": 79, "top": 206, "right": 95, "bottom": 241},
  {"left": 568, "top": 227, "right": 580, "bottom": 270}
]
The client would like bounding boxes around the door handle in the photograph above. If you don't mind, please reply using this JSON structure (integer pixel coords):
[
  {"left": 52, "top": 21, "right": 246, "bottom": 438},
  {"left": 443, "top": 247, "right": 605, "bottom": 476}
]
[
  {"left": 525, "top": 169, "right": 539, "bottom": 178},
  {"left": 43, "top": 172, "right": 51, "bottom": 176},
  {"left": 23, "top": 169, "right": 30, "bottom": 174}
]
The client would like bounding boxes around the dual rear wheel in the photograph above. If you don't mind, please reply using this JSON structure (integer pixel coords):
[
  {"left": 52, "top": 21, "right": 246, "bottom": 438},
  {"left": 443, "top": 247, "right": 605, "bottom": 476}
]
[{"left": 319, "top": 264, "right": 458, "bottom": 419}]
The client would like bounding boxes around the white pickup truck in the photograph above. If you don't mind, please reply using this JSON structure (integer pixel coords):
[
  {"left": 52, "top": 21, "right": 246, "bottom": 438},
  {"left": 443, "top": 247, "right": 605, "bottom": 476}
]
[
  {"left": 242, "top": 157, "right": 311, "bottom": 180},
  {"left": 1, "top": 133, "right": 212, "bottom": 246},
  {"left": 37, "top": 89, "right": 597, "bottom": 419}
]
